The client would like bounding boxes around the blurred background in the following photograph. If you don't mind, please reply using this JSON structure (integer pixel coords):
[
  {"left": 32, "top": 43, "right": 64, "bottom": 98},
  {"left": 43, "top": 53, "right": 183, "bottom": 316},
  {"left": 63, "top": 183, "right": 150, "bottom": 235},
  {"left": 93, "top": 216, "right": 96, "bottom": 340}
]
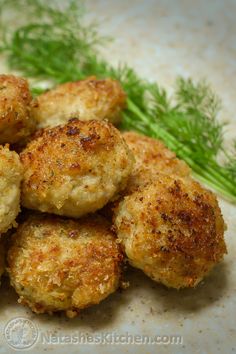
[{"left": 86, "top": 0, "right": 236, "bottom": 136}]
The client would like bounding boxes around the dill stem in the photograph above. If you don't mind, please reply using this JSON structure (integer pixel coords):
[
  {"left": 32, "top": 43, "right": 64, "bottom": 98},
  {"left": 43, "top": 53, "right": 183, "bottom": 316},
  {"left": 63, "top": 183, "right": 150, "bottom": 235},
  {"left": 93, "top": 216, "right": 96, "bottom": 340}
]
[
  {"left": 203, "top": 164, "right": 236, "bottom": 194},
  {"left": 191, "top": 172, "right": 236, "bottom": 203},
  {"left": 127, "top": 99, "right": 180, "bottom": 151}
]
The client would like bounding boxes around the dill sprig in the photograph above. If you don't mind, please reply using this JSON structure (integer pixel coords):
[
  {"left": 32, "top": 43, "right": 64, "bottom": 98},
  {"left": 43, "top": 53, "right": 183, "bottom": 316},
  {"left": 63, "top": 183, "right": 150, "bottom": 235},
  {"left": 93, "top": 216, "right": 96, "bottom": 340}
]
[{"left": 0, "top": 0, "right": 235, "bottom": 202}]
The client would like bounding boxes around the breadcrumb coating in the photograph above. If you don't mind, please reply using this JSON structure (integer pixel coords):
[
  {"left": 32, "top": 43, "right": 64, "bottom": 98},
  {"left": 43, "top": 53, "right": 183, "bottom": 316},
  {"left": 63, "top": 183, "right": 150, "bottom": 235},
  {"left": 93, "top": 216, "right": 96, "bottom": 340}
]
[
  {"left": 7, "top": 213, "right": 123, "bottom": 317},
  {"left": 31, "top": 77, "right": 126, "bottom": 128},
  {"left": 0, "top": 145, "right": 22, "bottom": 234},
  {"left": 20, "top": 119, "right": 134, "bottom": 217},
  {"left": 0, "top": 75, "right": 35, "bottom": 144},
  {"left": 122, "top": 131, "right": 190, "bottom": 194},
  {"left": 0, "top": 237, "right": 5, "bottom": 282},
  {"left": 114, "top": 175, "right": 226, "bottom": 289}
]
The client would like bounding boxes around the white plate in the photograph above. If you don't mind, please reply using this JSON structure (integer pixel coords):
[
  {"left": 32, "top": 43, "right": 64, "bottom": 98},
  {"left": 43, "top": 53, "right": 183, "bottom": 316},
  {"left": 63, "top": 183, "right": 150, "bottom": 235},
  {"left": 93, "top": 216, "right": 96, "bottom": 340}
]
[{"left": 0, "top": 1, "right": 236, "bottom": 353}]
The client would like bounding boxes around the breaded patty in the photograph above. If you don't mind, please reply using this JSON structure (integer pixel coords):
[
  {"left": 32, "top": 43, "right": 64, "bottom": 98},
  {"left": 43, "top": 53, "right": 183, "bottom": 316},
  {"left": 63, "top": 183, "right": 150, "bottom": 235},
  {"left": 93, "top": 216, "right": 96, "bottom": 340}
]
[
  {"left": 0, "top": 75, "right": 34, "bottom": 144},
  {"left": 20, "top": 119, "right": 134, "bottom": 217},
  {"left": 114, "top": 175, "right": 226, "bottom": 289},
  {"left": 0, "top": 146, "right": 22, "bottom": 234},
  {"left": 7, "top": 213, "right": 123, "bottom": 317},
  {"left": 122, "top": 132, "right": 190, "bottom": 194},
  {"left": 0, "top": 237, "right": 5, "bottom": 282},
  {"left": 31, "top": 77, "right": 126, "bottom": 128}
]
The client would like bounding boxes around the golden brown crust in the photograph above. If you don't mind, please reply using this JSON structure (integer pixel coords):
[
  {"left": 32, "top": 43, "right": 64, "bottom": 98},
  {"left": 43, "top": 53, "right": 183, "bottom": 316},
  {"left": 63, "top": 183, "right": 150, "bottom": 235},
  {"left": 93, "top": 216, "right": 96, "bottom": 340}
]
[
  {"left": 122, "top": 131, "right": 190, "bottom": 194},
  {"left": 114, "top": 174, "right": 227, "bottom": 289},
  {"left": 7, "top": 213, "right": 123, "bottom": 316},
  {"left": 0, "top": 75, "right": 35, "bottom": 144},
  {"left": 0, "top": 145, "right": 22, "bottom": 234},
  {"left": 0, "top": 236, "right": 5, "bottom": 281},
  {"left": 20, "top": 119, "right": 134, "bottom": 217},
  {"left": 31, "top": 77, "right": 126, "bottom": 128}
]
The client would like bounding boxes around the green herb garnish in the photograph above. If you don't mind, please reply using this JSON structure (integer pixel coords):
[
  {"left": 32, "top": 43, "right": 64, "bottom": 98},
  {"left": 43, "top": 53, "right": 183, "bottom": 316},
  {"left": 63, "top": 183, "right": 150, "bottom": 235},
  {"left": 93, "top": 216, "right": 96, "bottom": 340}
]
[{"left": 0, "top": 0, "right": 235, "bottom": 202}]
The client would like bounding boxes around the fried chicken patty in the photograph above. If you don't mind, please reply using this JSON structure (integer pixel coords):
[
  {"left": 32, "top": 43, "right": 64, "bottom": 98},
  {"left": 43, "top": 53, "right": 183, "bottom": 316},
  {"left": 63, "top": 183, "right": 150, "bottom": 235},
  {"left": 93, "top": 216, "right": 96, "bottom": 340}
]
[
  {"left": 122, "top": 132, "right": 190, "bottom": 194},
  {"left": 0, "top": 237, "right": 5, "bottom": 282},
  {"left": 114, "top": 175, "right": 226, "bottom": 289},
  {"left": 31, "top": 77, "right": 126, "bottom": 128},
  {"left": 7, "top": 213, "right": 123, "bottom": 317},
  {"left": 0, "top": 146, "right": 22, "bottom": 234},
  {"left": 0, "top": 75, "right": 34, "bottom": 144},
  {"left": 20, "top": 119, "right": 134, "bottom": 217}
]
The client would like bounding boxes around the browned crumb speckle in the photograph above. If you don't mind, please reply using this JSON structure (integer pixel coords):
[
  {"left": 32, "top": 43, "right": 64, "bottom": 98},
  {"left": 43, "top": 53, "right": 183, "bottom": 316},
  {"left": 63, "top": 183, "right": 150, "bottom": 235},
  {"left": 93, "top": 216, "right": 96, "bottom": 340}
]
[
  {"left": 114, "top": 174, "right": 227, "bottom": 289},
  {"left": 7, "top": 212, "right": 123, "bottom": 317},
  {"left": 20, "top": 119, "right": 134, "bottom": 217},
  {"left": 0, "top": 75, "right": 35, "bottom": 144},
  {"left": 122, "top": 131, "right": 190, "bottom": 194},
  {"left": 31, "top": 77, "right": 126, "bottom": 128}
]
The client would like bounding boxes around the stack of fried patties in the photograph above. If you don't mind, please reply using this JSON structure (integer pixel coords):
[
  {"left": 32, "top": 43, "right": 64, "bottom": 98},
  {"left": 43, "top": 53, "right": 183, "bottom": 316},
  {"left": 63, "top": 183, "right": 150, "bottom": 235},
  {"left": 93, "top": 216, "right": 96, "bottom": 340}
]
[{"left": 0, "top": 74, "right": 227, "bottom": 318}]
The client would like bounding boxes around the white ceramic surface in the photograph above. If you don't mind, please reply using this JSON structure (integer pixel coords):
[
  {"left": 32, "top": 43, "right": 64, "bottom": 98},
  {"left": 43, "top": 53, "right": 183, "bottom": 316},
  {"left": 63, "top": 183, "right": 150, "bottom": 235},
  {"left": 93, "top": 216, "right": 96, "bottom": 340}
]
[{"left": 0, "top": 1, "right": 235, "bottom": 353}]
